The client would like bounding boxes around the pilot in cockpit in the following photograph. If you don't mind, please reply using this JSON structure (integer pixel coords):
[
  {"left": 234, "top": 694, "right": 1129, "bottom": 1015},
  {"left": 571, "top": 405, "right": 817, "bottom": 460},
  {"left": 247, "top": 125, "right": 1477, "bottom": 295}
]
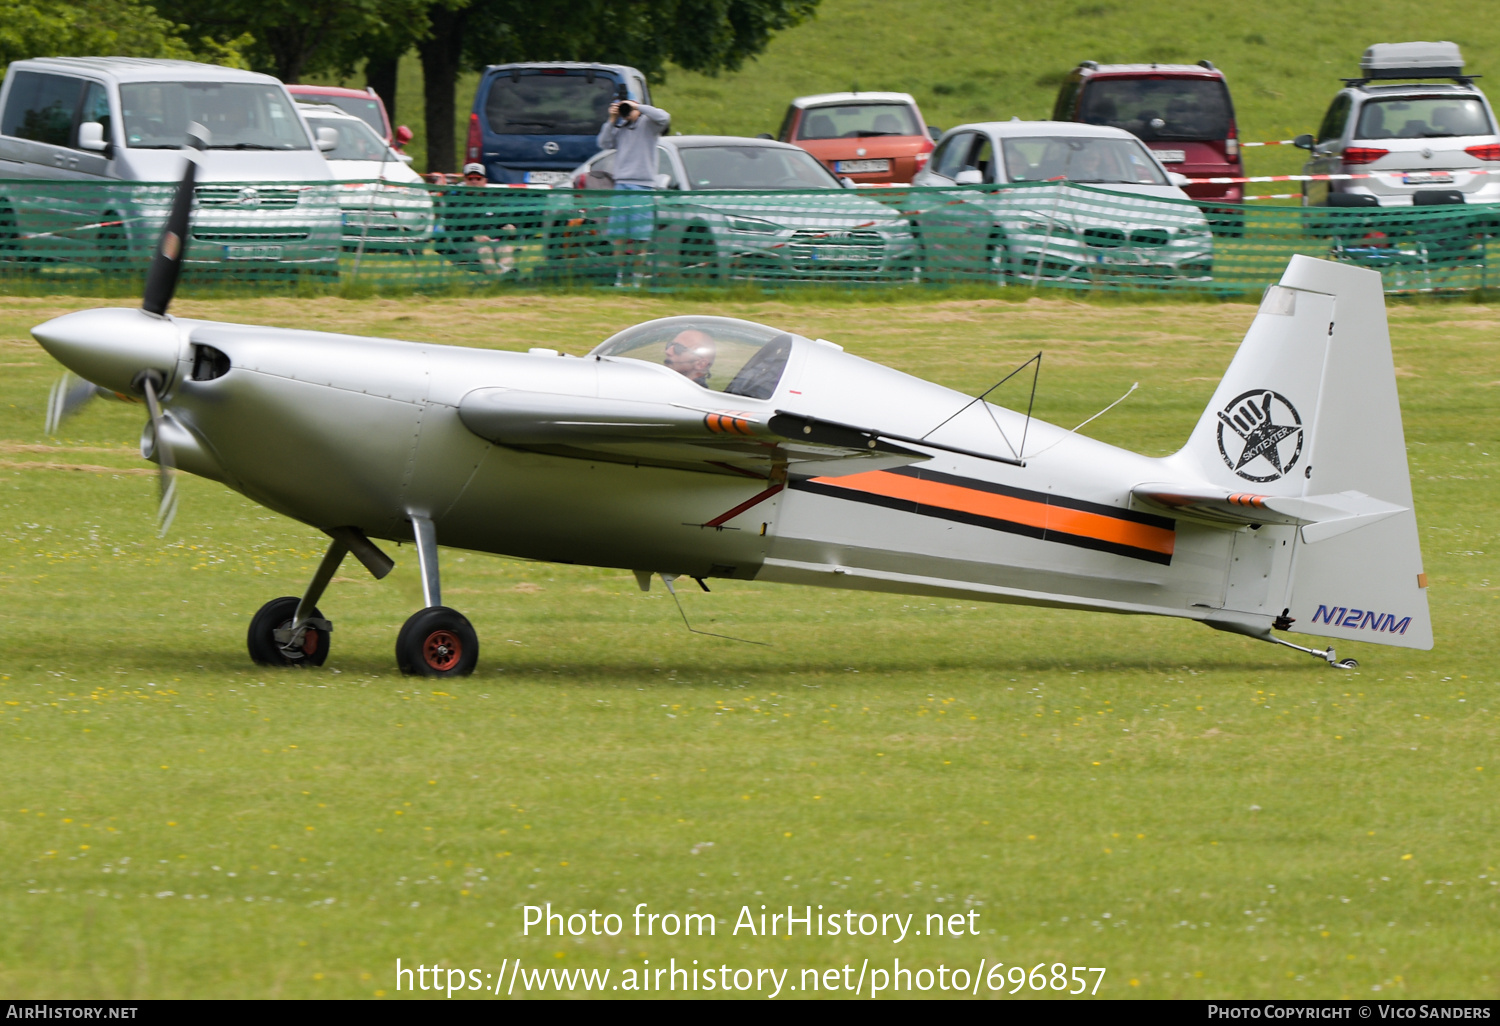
[{"left": 663, "top": 329, "right": 717, "bottom": 387}]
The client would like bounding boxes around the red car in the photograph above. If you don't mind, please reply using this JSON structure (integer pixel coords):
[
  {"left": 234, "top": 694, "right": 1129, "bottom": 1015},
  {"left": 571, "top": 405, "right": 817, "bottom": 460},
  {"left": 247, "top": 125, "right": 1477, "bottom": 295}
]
[
  {"left": 778, "top": 92, "right": 936, "bottom": 184},
  {"left": 1052, "top": 62, "right": 1243, "bottom": 203},
  {"left": 286, "top": 83, "right": 411, "bottom": 151}
]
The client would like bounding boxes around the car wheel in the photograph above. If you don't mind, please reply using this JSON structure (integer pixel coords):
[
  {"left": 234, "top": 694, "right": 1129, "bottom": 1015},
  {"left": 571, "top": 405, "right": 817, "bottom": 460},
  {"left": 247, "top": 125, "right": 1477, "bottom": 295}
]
[
  {"left": 1198, "top": 205, "right": 1245, "bottom": 240},
  {"left": 675, "top": 224, "right": 719, "bottom": 281},
  {"left": 912, "top": 221, "right": 944, "bottom": 284},
  {"left": 987, "top": 232, "right": 1013, "bottom": 284},
  {"left": 0, "top": 202, "right": 21, "bottom": 263},
  {"left": 96, "top": 211, "right": 133, "bottom": 268}
]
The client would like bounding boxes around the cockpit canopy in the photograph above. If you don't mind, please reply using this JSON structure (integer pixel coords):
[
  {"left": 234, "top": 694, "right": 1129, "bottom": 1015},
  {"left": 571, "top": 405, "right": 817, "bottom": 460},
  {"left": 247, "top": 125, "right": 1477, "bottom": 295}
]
[{"left": 590, "top": 315, "right": 796, "bottom": 399}]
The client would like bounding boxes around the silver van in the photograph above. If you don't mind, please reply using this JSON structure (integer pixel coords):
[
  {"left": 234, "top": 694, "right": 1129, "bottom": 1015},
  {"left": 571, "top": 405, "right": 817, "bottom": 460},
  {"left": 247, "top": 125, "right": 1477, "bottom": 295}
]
[
  {"left": 1295, "top": 42, "right": 1500, "bottom": 207},
  {"left": 0, "top": 57, "right": 341, "bottom": 275}
]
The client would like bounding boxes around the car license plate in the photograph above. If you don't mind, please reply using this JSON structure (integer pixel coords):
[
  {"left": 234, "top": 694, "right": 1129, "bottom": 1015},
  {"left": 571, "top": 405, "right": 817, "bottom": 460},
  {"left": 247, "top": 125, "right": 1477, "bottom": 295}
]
[
  {"left": 809, "top": 245, "right": 876, "bottom": 262},
  {"left": 835, "top": 159, "right": 890, "bottom": 174},
  {"left": 1154, "top": 149, "right": 1186, "bottom": 163},
  {"left": 525, "top": 170, "right": 571, "bottom": 186},
  {"left": 224, "top": 244, "right": 283, "bottom": 260},
  {"left": 1403, "top": 171, "right": 1454, "bottom": 184}
]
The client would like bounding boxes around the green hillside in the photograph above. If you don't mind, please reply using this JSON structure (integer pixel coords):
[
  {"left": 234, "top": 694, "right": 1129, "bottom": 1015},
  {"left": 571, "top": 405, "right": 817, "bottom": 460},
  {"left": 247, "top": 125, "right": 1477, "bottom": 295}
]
[
  {"left": 650, "top": 0, "right": 1500, "bottom": 181},
  {"left": 314, "top": 0, "right": 1500, "bottom": 179}
]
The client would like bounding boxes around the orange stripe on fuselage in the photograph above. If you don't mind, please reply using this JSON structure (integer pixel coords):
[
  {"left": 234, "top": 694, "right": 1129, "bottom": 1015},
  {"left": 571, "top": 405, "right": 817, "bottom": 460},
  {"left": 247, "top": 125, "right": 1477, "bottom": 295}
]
[{"left": 811, "top": 470, "right": 1176, "bottom": 556}]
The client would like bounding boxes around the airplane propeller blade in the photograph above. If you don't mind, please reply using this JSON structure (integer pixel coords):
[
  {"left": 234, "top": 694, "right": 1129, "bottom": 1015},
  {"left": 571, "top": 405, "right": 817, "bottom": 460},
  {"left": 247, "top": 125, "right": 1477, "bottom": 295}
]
[
  {"left": 142, "top": 122, "right": 207, "bottom": 318},
  {"left": 135, "top": 370, "right": 178, "bottom": 537},
  {"left": 44, "top": 372, "right": 108, "bottom": 434}
]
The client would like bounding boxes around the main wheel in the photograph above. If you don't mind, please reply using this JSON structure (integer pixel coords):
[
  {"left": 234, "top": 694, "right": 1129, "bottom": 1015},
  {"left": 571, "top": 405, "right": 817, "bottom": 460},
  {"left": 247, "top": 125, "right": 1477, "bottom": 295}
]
[
  {"left": 247, "top": 596, "right": 330, "bottom": 667},
  {"left": 396, "top": 606, "right": 479, "bottom": 677}
]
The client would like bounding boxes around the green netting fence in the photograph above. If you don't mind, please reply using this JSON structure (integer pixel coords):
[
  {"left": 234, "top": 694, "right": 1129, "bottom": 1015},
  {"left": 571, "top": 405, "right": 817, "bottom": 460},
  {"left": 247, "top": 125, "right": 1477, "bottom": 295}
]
[{"left": 2, "top": 178, "right": 1497, "bottom": 296}]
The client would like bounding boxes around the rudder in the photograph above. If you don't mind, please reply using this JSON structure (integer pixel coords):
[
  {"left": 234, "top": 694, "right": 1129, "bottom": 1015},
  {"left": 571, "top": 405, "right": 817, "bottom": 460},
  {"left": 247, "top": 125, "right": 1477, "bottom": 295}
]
[{"left": 1173, "top": 255, "right": 1431, "bottom": 650}]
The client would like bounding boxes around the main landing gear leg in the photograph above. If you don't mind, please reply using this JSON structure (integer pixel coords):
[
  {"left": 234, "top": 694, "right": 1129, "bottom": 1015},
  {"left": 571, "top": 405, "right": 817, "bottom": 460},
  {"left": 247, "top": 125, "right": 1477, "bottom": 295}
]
[
  {"left": 247, "top": 527, "right": 394, "bottom": 668},
  {"left": 395, "top": 514, "right": 479, "bottom": 677},
  {"left": 247, "top": 537, "right": 344, "bottom": 667}
]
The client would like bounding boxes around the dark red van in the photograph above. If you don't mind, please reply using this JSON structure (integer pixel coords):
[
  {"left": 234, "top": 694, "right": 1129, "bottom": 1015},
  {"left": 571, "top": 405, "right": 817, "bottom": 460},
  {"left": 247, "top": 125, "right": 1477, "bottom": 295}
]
[{"left": 1053, "top": 61, "right": 1243, "bottom": 202}]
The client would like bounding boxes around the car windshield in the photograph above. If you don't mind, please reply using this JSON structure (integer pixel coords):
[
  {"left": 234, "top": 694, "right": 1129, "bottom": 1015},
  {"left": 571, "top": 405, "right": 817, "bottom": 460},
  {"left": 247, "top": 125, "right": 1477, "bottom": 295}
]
[
  {"left": 120, "top": 82, "right": 310, "bottom": 149},
  {"left": 1354, "top": 96, "right": 1493, "bottom": 139},
  {"left": 306, "top": 93, "right": 386, "bottom": 136},
  {"left": 484, "top": 72, "right": 615, "bottom": 136},
  {"left": 797, "top": 103, "right": 922, "bottom": 139},
  {"left": 1078, "top": 76, "right": 1232, "bottom": 141},
  {"left": 1002, "top": 136, "right": 1168, "bottom": 185},
  {"left": 591, "top": 316, "right": 796, "bottom": 399},
  {"left": 679, "top": 145, "right": 840, "bottom": 189},
  {"left": 305, "top": 114, "right": 397, "bottom": 162}
]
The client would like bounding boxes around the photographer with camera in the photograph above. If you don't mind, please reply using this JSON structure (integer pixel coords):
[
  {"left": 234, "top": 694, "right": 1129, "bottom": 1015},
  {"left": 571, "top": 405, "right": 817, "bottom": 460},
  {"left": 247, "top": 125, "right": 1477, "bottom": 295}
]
[{"left": 595, "top": 94, "right": 670, "bottom": 284}]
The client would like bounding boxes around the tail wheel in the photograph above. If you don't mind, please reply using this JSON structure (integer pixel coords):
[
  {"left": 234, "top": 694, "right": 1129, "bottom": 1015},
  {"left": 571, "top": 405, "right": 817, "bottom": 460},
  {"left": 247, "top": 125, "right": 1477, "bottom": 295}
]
[
  {"left": 396, "top": 606, "right": 479, "bottom": 677},
  {"left": 247, "top": 596, "right": 330, "bottom": 667}
]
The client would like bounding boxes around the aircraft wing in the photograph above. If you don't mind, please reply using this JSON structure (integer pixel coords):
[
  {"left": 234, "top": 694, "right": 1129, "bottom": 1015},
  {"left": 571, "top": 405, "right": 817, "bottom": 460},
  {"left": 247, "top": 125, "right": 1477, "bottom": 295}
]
[
  {"left": 1132, "top": 482, "right": 1407, "bottom": 542},
  {"left": 457, "top": 389, "right": 933, "bottom": 478}
]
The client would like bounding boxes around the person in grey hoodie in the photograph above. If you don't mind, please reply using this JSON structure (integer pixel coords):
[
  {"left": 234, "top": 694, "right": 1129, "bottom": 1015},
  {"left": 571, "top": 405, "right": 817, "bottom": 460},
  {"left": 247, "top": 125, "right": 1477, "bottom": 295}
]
[{"left": 596, "top": 98, "right": 671, "bottom": 280}]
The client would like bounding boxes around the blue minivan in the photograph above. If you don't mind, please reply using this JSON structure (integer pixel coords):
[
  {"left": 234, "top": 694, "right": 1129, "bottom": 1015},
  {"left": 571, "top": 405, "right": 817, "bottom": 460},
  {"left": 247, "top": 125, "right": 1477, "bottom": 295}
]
[{"left": 466, "top": 62, "right": 651, "bottom": 185}]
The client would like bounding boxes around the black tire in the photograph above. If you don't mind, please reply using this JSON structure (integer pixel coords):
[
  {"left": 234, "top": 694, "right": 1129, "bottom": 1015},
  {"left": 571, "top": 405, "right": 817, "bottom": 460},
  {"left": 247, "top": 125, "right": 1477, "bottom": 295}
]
[
  {"left": 247, "top": 596, "right": 330, "bottom": 667},
  {"left": 97, "top": 210, "right": 130, "bottom": 266},
  {"left": 396, "top": 606, "right": 479, "bottom": 677},
  {"left": 675, "top": 224, "right": 719, "bottom": 281},
  {"left": 0, "top": 202, "right": 19, "bottom": 261},
  {"left": 1198, "top": 205, "right": 1245, "bottom": 240},
  {"left": 987, "top": 232, "right": 1013, "bottom": 284}
]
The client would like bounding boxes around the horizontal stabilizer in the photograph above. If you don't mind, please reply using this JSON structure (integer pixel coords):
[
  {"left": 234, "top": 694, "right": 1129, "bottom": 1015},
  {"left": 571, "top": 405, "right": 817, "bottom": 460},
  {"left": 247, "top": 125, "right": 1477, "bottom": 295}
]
[{"left": 1133, "top": 482, "right": 1407, "bottom": 541}]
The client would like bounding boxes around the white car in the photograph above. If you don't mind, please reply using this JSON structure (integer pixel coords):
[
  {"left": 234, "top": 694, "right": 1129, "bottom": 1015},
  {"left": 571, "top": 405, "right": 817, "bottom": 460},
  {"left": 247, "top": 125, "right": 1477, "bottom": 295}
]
[
  {"left": 563, "top": 136, "right": 917, "bottom": 283},
  {"left": 911, "top": 120, "right": 1213, "bottom": 282},
  {"left": 1296, "top": 42, "right": 1500, "bottom": 207},
  {"left": 0, "top": 57, "right": 341, "bottom": 275},
  {"left": 299, "top": 102, "right": 433, "bottom": 248}
]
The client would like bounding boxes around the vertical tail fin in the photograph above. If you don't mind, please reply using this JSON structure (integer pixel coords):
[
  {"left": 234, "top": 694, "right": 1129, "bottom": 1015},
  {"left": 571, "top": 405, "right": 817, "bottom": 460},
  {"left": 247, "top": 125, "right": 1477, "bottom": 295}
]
[{"left": 1172, "top": 255, "right": 1431, "bottom": 650}]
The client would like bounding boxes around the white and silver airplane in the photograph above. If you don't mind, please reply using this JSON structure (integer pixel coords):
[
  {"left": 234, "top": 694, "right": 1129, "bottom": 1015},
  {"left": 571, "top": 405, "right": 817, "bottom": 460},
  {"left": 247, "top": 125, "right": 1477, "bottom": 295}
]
[{"left": 32, "top": 154, "right": 1432, "bottom": 676}]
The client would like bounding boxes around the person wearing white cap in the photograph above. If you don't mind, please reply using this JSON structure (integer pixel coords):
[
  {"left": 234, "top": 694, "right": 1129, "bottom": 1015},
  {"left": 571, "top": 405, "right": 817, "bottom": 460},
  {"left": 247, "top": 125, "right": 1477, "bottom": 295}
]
[{"left": 433, "top": 162, "right": 516, "bottom": 277}]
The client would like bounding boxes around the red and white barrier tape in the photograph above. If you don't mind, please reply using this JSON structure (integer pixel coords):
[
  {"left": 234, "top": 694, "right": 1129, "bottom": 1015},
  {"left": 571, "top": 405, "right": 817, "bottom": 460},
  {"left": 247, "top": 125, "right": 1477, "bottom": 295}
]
[
  {"left": 1184, "top": 168, "right": 1500, "bottom": 185},
  {"left": 1243, "top": 193, "right": 1302, "bottom": 201},
  {"left": 1240, "top": 139, "right": 1299, "bottom": 147}
]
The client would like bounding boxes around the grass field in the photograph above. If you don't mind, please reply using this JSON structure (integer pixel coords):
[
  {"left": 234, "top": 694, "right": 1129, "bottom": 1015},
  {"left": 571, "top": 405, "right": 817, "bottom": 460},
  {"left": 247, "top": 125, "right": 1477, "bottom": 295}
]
[
  {"left": 1, "top": 291, "right": 1497, "bottom": 999},
  {"left": 303, "top": 0, "right": 1500, "bottom": 181}
]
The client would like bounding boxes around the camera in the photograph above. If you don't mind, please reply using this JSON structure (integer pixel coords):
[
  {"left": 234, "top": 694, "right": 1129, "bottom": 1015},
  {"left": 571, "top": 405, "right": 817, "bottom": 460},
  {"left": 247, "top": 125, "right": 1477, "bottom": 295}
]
[{"left": 614, "top": 99, "right": 636, "bottom": 128}]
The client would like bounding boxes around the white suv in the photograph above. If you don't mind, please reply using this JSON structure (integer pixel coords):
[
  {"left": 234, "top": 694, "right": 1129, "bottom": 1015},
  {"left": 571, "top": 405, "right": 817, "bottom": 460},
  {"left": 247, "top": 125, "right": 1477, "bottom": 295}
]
[{"left": 1297, "top": 42, "right": 1500, "bottom": 207}]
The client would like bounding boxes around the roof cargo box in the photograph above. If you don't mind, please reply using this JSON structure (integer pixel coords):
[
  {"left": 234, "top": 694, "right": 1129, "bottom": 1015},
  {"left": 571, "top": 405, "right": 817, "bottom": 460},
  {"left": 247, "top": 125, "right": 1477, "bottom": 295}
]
[{"left": 1360, "top": 41, "right": 1465, "bottom": 80}]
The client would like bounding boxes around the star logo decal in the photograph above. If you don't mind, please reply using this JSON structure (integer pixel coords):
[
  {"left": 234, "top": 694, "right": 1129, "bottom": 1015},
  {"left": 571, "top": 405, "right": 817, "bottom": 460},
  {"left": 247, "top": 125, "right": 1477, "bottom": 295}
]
[{"left": 1216, "top": 389, "right": 1303, "bottom": 483}]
